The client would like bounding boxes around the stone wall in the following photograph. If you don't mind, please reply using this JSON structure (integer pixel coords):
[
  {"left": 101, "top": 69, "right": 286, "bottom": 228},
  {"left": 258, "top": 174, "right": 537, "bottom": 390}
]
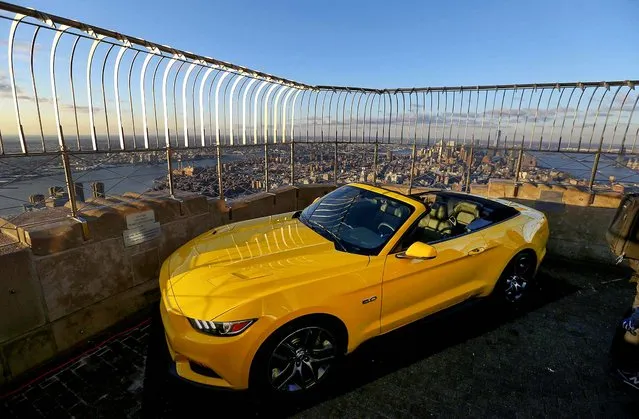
[
  {"left": 470, "top": 179, "right": 621, "bottom": 265},
  {"left": 0, "top": 184, "right": 336, "bottom": 385},
  {"left": 0, "top": 179, "right": 623, "bottom": 385}
]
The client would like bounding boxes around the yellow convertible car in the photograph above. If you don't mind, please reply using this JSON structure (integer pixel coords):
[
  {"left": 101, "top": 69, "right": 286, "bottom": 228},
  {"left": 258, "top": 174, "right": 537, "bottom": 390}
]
[{"left": 159, "top": 183, "right": 548, "bottom": 394}]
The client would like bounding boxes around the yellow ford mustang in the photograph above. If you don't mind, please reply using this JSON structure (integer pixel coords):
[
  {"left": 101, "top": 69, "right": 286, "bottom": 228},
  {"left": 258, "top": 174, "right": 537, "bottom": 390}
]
[{"left": 159, "top": 183, "right": 548, "bottom": 394}]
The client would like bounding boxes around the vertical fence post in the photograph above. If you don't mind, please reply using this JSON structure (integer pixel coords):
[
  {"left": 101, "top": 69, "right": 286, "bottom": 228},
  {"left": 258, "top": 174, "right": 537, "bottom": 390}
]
[
  {"left": 264, "top": 142, "right": 269, "bottom": 192},
  {"left": 60, "top": 142, "right": 78, "bottom": 218},
  {"left": 216, "top": 131, "right": 224, "bottom": 200},
  {"left": 465, "top": 142, "right": 474, "bottom": 193},
  {"left": 290, "top": 142, "right": 295, "bottom": 186},
  {"left": 588, "top": 151, "right": 601, "bottom": 192},
  {"left": 514, "top": 148, "right": 524, "bottom": 196},
  {"left": 334, "top": 141, "right": 338, "bottom": 185},
  {"left": 408, "top": 143, "right": 417, "bottom": 194},
  {"left": 165, "top": 134, "right": 175, "bottom": 198},
  {"left": 373, "top": 142, "right": 379, "bottom": 185}
]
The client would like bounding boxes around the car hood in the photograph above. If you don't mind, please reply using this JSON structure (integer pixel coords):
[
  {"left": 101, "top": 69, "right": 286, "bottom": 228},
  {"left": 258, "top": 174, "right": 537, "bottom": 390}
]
[{"left": 163, "top": 212, "right": 370, "bottom": 320}]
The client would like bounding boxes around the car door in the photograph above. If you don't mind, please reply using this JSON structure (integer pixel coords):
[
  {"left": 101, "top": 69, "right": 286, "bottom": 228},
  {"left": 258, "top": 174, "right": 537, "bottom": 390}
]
[{"left": 380, "top": 230, "right": 490, "bottom": 334}]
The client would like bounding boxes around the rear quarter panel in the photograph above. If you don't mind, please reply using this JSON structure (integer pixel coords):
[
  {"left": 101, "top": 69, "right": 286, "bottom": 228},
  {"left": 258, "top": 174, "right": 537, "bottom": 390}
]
[{"left": 477, "top": 203, "right": 549, "bottom": 296}]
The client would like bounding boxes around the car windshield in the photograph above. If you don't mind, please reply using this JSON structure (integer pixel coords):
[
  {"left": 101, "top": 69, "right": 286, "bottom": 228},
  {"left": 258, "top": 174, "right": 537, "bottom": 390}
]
[{"left": 299, "top": 185, "right": 414, "bottom": 256}]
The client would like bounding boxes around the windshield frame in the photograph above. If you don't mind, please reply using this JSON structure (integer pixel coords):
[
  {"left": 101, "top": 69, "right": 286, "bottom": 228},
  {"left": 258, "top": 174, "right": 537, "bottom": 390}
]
[{"left": 299, "top": 185, "right": 417, "bottom": 256}]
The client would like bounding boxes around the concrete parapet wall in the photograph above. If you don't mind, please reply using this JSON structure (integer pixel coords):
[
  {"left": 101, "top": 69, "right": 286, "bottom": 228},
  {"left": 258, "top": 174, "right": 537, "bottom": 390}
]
[
  {"left": 0, "top": 180, "right": 620, "bottom": 384},
  {"left": 0, "top": 184, "right": 335, "bottom": 385},
  {"left": 470, "top": 179, "right": 621, "bottom": 264}
]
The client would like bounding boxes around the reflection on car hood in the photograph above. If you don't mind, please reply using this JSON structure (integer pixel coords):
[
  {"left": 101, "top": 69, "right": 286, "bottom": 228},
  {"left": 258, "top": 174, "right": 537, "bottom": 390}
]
[{"left": 163, "top": 212, "right": 370, "bottom": 320}]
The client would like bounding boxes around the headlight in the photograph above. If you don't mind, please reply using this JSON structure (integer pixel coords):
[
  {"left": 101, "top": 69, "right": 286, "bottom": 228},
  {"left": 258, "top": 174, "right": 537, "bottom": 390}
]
[{"left": 187, "top": 318, "right": 256, "bottom": 336}]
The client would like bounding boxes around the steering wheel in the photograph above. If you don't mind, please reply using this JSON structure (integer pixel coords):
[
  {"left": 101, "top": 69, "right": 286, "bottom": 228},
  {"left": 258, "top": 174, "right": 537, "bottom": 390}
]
[{"left": 378, "top": 222, "right": 396, "bottom": 235}]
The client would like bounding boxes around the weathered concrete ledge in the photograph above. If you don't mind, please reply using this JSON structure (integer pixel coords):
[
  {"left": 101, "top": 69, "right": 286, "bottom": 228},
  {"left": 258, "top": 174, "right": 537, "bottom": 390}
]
[{"left": 0, "top": 180, "right": 621, "bottom": 384}]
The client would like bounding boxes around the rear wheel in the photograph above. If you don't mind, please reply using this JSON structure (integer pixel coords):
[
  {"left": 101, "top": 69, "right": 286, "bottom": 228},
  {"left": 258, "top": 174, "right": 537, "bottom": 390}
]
[
  {"left": 250, "top": 318, "right": 344, "bottom": 397},
  {"left": 494, "top": 251, "right": 537, "bottom": 305}
]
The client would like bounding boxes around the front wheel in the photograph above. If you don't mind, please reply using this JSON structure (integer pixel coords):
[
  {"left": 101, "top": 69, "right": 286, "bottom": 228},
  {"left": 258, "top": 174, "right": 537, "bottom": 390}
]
[
  {"left": 494, "top": 251, "right": 537, "bottom": 305},
  {"left": 250, "top": 319, "right": 343, "bottom": 397}
]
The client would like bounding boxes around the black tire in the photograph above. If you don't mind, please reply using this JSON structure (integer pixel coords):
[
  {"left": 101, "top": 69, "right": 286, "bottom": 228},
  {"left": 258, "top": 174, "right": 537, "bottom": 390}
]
[
  {"left": 249, "top": 317, "right": 345, "bottom": 399},
  {"left": 492, "top": 251, "right": 537, "bottom": 307}
]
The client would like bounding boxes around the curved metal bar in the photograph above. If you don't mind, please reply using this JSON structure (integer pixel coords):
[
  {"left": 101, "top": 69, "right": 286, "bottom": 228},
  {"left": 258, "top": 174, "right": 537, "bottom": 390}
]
[
  {"left": 394, "top": 92, "right": 400, "bottom": 143},
  {"left": 448, "top": 90, "right": 455, "bottom": 143},
  {"left": 161, "top": 55, "right": 178, "bottom": 147},
  {"left": 241, "top": 78, "right": 258, "bottom": 144},
  {"left": 190, "top": 65, "right": 206, "bottom": 147},
  {"left": 428, "top": 90, "right": 434, "bottom": 145},
  {"left": 181, "top": 61, "right": 198, "bottom": 146},
  {"left": 197, "top": 67, "right": 215, "bottom": 146},
  {"left": 621, "top": 90, "right": 639, "bottom": 153},
  {"left": 441, "top": 90, "right": 447, "bottom": 144},
  {"left": 30, "top": 26, "right": 46, "bottom": 151},
  {"left": 126, "top": 50, "right": 141, "bottom": 149},
  {"left": 555, "top": 86, "right": 577, "bottom": 151},
  {"left": 280, "top": 87, "right": 295, "bottom": 143},
  {"left": 150, "top": 55, "right": 166, "bottom": 147},
  {"left": 354, "top": 91, "right": 365, "bottom": 143},
  {"left": 412, "top": 90, "right": 419, "bottom": 144},
  {"left": 609, "top": 86, "right": 633, "bottom": 152},
  {"left": 567, "top": 86, "right": 587, "bottom": 150},
  {"left": 513, "top": 87, "right": 530, "bottom": 147},
  {"left": 246, "top": 77, "right": 261, "bottom": 144},
  {"left": 575, "top": 86, "right": 601, "bottom": 151},
  {"left": 306, "top": 89, "right": 314, "bottom": 141},
  {"left": 471, "top": 87, "right": 480, "bottom": 145},
  {"left": 228, "top": 74, "right": 245, "bottom": 145},
  {"left": 273, "top": 84, "right": 289, "bottom": 143},
  {"left": 207, "top": 70, "right": 222, "bottom": 145},
  {"left": 420, "top": 91, "right": 427, "bottom": 144},
  {"left": 113, "top": 44, "right": 129, "bottom": 150},
  {"left": 587, "top": 85, "right": 612, "bottom": 150},
  {"left": 433, "top": 91, "right": 441, "bottom": 146},
  {"left": 348, "top": 91, "right": 360, "bottom": 142},
  {"left": 528, "top": 88, "right": 545, "bottom": 149},
  {"left": 463, "top": 88, "right": 472, "bottom": 144},
  {"left": 87, "top": 34, "right": 107, "bottom": 150},
  {"left": 252, "top": 80, "right": 269, "bottom": 144},
  {"left": 498, "top": 89, "right": 512, "bottom": 148},
  {"left": 327, "top": 90, "right": 336, "bottom": 141},
  {"left": 100, "top": 43, "right": 116, "bottom": 149},
  {"left": 341, "top": 90, "right": 350, "bottom": 141},
  {"left": 478, "top": 89, "right": 489, "bottom": 145},
  {"left": 214, "top": 71, "right": 231, "bottom": 145},
  {"left": 537, "top": 86, "right": 557, "bottom": 150},
  {"left": 8, "top": 14, "right": 28, "bottom": 153},
  {"left": 597, "top": 85, "right": 623, "bottom": 152},
  {"left": 290, "top": 89, "right": 303, "bottom": 142},
  {"left": 171, "top": 59, "right": 187, "bottom": 146},
  {"left": 333, "top": 90, "right": 343, "bottom": 141},
  {"left": 400, "top": 91, "right": 406, "bottom": 144},
  {"left": 233, "top": 76, "right": 250, "bottom": 142},
  {"left": 368, "top": 91, "right": 378, "bottom": 143},
  {"left": 387, "top": 91, "right": 394, "bottom": 143},
  {"left": 69, "top": 35, "right": 82, "bottom": 150},
  {"left": 319, "top": 90, "right": 330, "bottom": 141},
  {"left": 221, "top": 72, "right": 235, "bottom": 145},
  {"left": 361, "top": 92, "right": 372, "bottom": 142},
  {"left": 50, "top": 25, "right": 72, "bottom": 149},
  {"left": 140, "top": 50, "right": 157, "bottom": 149},
  {"left": 262, "top": 83, "right": 279, "bottom": 143},
  {"left": 456, "top": 89, "right": 464, "bottom": 143}
]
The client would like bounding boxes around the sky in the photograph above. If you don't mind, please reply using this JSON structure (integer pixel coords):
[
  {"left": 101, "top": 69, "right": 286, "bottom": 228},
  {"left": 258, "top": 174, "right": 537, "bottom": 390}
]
[{"left": 6, "top": 0, "right": 639, "bottom": 88}]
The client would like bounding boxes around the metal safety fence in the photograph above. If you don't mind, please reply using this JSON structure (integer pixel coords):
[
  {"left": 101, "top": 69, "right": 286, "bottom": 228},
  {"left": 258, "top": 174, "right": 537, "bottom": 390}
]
[{"left": 0, "top": 1, "right": 638, "bottom": 238}]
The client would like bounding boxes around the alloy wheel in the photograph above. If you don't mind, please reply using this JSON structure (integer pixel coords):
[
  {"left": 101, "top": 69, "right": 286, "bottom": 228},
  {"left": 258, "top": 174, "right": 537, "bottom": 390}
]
[
  {"left": 504, "top": 254, "right": 534, "bottom": 303},
  {"left": 267, "top": 326, "right": 337, "bottom": 392}
]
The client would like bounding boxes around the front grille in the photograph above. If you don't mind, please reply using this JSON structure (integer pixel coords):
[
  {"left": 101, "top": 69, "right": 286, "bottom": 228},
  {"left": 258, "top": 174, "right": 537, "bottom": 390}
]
[{"left": 189, "top": 361, "right": 221, "bottom": 378}]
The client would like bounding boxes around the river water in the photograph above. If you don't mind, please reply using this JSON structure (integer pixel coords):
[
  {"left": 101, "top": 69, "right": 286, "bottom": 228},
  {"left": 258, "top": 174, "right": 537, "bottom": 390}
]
[{"left": 1, "top": 152, "right": 637, "bottom": 216}]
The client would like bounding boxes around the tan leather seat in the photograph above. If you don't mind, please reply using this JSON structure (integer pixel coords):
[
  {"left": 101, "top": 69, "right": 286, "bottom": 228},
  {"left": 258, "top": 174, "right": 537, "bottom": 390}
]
[
  {"left": 452, "top": 202, "right": 480, "bottom": 226},
  {"left": 419, "top": 203, "right": 452, "bottom": 235}
]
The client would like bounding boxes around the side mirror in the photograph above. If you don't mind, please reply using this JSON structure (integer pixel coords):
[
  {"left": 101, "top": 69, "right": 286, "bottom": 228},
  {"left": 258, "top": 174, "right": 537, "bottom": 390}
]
[{"left": 396, "top": 242, "right": 437, "bottom": 260}]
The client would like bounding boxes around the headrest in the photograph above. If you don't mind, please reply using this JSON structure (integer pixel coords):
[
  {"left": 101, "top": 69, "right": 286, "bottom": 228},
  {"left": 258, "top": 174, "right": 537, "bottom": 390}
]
[
  {"left": 429, "top": 202, "right": 447, "bottom": 220},
  {"left": 453, "top": 202, "right": 480, "bottom": 217}
]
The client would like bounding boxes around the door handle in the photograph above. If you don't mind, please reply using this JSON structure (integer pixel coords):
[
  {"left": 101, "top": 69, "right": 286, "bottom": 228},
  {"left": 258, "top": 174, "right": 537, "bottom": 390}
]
[{"left": 468, "top": 247, "right": 485, "bottom": 255}]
